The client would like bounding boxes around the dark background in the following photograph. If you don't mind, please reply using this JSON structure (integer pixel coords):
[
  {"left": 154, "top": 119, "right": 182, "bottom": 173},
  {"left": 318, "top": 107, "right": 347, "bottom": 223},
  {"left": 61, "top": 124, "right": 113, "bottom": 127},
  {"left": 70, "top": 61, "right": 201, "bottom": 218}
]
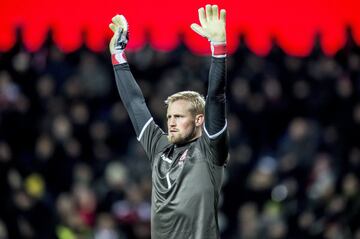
[{"left": 0, "top": 32, "right": 360, "bottom": 239}]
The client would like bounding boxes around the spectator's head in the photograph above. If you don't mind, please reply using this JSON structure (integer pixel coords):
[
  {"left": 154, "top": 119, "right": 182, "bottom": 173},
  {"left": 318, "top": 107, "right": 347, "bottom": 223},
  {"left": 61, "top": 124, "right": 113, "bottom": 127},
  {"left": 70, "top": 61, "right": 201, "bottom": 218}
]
[
  {"left": 94, "top": 213, "right": 120, "bottom": 239},
  {"left": 0, "top": 219, "right": 8, "bottom": 239},
  {"left": 237, "top": 202, "right": 259, "bottom": 239},
  {"left": 342, "top": 173, "right": 358, "bottom": 198},
  {"left": 105, "top": 161, "right": 128, "bottom": 190},
  {"left": 289, "top": 118, "right": 310, "bottom": 142},
  {"left": 52, "top": 114, "right": 73, "bottom": 142},
  {"left": 36, "top": 75, "right": 55, "bottom": 99},
  {"left": 0, "top": 141, "right": 11, "bottom": 162}
]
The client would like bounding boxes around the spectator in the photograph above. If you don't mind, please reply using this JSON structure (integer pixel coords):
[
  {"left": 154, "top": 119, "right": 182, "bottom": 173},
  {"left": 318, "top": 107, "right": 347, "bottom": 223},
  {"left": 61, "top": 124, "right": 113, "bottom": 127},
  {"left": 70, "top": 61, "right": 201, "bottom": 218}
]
[{"left": 1, "top": 26, "right": 360, "bottom": 238}]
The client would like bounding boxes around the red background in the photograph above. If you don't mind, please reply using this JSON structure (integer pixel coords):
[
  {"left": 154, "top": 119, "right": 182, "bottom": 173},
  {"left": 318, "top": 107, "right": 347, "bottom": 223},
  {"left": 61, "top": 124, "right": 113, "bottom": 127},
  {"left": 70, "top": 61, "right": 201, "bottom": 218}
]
[{"left": 0, "top": 0, "right": 359, "bottom": 56}]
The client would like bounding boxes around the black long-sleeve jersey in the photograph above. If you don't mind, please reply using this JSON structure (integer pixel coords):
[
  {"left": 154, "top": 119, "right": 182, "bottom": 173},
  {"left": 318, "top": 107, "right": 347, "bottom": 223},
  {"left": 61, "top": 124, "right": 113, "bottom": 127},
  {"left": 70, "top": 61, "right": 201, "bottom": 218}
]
[{"left": 113, "top": 57, "right": 228, "bottom": 239}]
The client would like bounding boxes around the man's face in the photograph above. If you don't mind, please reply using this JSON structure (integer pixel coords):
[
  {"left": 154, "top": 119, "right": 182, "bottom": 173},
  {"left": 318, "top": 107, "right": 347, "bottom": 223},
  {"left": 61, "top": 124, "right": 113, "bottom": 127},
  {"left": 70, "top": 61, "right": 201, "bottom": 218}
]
[{"left": 166, "top": 100, "right": 203, "bottom": 144}]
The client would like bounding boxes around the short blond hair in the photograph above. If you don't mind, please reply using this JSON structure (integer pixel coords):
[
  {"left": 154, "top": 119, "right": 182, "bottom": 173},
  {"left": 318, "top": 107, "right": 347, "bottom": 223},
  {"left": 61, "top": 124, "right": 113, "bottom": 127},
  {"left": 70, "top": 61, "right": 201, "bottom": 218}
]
[{"left": 165, "top": 91, "right": 205, "bottom": 115}]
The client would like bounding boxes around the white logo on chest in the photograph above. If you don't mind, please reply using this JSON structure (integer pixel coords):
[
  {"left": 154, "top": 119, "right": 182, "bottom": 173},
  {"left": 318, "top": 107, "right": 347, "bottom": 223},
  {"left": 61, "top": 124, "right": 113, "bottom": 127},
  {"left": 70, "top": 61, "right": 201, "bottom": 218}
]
[
  {"left": 161, "top": 154, "right": 172, "bottom": 163},
  {"left": 160, "top": 149, "right": 189, "bottom": 189},
  {"left": 178, "top": 149, "right": 188, "bottom": 166}
]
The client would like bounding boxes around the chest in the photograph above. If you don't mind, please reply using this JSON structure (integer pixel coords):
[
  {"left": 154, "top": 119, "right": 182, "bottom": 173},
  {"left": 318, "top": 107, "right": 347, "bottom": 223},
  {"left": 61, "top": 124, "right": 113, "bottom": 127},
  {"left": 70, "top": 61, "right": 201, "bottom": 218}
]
[{"left": 152, "top": 145, "right": 212, "bottom": 190}]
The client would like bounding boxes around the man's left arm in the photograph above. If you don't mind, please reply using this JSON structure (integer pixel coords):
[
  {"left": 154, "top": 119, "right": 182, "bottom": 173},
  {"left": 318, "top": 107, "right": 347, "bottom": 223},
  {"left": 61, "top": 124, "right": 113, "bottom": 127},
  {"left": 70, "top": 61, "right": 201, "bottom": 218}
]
[
  {"left": 191, "top": 5, "right": 227, "bottom": 137},
  {"left": 191, "top": 4, "right": 228, "bottom": 165},
  {"left": 205, "top": 54, "right": 227, "bottom": 138}
]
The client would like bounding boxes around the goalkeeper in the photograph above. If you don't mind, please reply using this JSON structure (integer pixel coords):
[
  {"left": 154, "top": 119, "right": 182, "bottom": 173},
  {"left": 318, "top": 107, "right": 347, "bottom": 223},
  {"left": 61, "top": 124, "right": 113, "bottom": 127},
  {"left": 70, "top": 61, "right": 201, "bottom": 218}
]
[{"left": 109, "top": 4, "right": 228, "bottom": 239}]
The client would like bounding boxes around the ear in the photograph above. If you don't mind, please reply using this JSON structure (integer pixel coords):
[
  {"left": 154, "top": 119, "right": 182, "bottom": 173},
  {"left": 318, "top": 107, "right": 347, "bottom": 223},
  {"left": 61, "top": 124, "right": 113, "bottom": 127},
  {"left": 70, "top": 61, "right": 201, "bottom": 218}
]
[{"left": 195, "top": 114, "right": 204, "bottom": 127}]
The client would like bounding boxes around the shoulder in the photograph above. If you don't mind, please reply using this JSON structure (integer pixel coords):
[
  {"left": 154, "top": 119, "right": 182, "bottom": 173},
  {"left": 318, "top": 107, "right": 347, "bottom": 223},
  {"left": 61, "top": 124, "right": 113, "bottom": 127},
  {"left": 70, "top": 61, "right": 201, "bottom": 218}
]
[
  {"left": 196, "top": 129, "right": 229, "bottom": 166},
  {"left": 138, "top": 119, "right": 170, "bottom": 157}
]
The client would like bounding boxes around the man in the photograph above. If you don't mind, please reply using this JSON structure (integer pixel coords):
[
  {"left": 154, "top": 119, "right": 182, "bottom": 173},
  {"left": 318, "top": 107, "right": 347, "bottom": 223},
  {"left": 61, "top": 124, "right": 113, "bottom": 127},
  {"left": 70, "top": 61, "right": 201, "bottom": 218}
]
[{"left": 109, "top": 4, "right": 228, "bottom": 239}]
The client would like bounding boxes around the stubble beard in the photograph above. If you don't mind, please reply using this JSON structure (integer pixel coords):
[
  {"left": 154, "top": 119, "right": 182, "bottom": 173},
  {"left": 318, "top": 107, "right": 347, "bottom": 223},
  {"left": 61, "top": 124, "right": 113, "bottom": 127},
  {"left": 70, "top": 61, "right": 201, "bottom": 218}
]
[{"left": 167, "top": 128, "right": 198, "bottom": 145}]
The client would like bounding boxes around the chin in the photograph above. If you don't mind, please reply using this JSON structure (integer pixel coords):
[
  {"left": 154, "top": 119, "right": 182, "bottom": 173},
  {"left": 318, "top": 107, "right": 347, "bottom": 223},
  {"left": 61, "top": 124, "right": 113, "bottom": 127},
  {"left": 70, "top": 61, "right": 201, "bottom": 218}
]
[
  {"left": 168, "top": 137, "right": 179, "bottom": 144},
  {"left": 168, "top": 135, "right": 183, "bottom": 144}
]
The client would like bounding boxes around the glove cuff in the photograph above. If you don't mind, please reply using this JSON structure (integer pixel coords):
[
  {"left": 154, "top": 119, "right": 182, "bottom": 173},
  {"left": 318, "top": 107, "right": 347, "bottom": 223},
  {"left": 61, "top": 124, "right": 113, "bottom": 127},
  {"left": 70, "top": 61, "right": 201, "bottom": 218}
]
[
  {"left": 112, "top": 51, "right": 127, "bottom": 65},
  {"left": 210, "top": 42, "right": 227, "bottom": 58}
]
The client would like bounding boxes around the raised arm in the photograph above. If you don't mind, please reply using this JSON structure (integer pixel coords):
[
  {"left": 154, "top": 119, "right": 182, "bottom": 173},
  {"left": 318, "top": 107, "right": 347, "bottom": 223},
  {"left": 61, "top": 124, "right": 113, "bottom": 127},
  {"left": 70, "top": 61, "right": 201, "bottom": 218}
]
[
  {"left": 191, "top": 5, "right": 227, "bottom": 138},
  {"left": 109, "top": 15, "right": 152, "bottom": 140}
]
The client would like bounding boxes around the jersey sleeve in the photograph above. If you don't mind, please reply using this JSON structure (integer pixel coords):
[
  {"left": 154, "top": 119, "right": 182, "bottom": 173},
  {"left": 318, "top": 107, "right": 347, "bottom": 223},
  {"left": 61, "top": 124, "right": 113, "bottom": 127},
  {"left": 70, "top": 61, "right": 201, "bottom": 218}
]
[
  {"left": 204, "top": 57, "right": 227, "bottom": 139},
  {"left": 138, "top": 119, "right": 169, "bottom": 163},
  {"left": 202, "top": 57, "right": 229, "bottom": 166},
  {"left": 200, "top": 128, "right": 229, "bottom": 166},
  {"left": 113, "top": 63, "right": 152, "bottom": 137},
  {"left": 113, "top": 63, "right": 169, "bottom": 162}
]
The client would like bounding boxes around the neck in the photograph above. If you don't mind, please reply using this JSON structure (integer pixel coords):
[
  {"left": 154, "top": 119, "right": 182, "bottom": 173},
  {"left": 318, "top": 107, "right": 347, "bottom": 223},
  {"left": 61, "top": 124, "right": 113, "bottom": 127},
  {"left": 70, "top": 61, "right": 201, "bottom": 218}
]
[{"left": 183, "top": 127, "right": 202, "bottom": 144}]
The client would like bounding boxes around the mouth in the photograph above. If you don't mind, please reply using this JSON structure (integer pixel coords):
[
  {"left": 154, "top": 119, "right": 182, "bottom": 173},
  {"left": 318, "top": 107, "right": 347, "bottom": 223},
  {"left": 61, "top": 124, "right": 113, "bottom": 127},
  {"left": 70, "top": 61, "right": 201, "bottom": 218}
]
[{"left": 169, "top": 129, "right": 178, "bottom": 133}]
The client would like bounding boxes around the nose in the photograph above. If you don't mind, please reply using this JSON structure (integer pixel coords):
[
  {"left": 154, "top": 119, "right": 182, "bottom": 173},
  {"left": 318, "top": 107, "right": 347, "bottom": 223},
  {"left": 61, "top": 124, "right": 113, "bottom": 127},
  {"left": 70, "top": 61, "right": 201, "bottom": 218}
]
[{"left": 168, "top": 116, "right": 176, "bottom": 126}]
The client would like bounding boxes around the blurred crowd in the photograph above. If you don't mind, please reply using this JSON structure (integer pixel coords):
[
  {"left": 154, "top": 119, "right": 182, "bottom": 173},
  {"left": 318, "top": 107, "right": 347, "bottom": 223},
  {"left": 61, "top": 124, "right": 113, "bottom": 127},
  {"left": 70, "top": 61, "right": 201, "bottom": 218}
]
[{"left": 0, "top": 32, "right": 360, "bottom": 239}]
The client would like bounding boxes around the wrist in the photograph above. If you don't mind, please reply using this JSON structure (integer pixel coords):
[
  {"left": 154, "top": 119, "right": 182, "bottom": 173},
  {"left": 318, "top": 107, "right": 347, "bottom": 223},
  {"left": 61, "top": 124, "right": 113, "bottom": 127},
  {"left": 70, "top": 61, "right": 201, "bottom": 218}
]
[
  {"left": 210, "top": 42, "right": 226, "bottom": 58},
  {"left": 111, "top": 51, "right": 127, "bottom": 65}
]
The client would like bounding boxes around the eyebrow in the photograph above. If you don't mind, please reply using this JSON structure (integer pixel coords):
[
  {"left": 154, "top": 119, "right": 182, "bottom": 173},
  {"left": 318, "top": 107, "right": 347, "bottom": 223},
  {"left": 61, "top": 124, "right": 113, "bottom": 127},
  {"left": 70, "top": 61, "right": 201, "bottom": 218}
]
[{"left": 167, "top": 113, "right": 184, "bottom": 118}]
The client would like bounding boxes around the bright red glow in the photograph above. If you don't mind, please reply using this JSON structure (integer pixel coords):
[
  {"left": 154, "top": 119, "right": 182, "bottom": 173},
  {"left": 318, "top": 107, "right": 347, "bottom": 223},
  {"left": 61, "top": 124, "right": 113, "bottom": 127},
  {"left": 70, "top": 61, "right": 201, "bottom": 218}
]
[{"left": 0, "top": 0, "right": 358, "bottom": 56}]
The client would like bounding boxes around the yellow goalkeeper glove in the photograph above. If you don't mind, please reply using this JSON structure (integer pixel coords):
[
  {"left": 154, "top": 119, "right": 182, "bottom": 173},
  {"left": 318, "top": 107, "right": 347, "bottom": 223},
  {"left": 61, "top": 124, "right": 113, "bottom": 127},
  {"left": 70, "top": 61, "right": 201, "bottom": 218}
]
[
  {"left": 109, "top": 14, "right": 129, "bottom": 65},
  {"left": 191, "top": 4, "right": 227, "bottom": 57}
]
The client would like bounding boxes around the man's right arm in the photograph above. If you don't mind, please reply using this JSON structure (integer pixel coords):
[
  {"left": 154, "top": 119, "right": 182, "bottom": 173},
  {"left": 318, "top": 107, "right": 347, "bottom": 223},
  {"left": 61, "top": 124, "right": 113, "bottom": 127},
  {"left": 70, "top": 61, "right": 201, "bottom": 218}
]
[
  {"left": 113, "top": 63, "right": 153, "bottom": 140},
  {"left": 109, "top": 14, "right": 153, "bottom": 140},
  {"left": 113, "top": 62, "right": 169, "bottom": 160},
  {"left": 109, "top": 15, "right": 169, "bottom": 158}
]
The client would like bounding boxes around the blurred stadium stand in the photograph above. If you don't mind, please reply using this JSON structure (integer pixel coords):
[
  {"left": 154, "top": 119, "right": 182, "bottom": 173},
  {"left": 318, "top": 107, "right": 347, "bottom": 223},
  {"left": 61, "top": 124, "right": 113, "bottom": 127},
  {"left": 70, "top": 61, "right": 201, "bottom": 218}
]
[{"left": 0, "top": 30, "right": 360, "bottom": 239}]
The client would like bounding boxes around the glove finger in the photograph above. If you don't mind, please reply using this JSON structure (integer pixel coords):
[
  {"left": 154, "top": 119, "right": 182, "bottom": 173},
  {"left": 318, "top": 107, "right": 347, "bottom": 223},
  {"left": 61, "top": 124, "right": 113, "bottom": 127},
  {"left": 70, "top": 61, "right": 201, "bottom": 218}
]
[
  {"left": 109, "top": 23, "right": 117, "bottom": 33},
  {"left": 205, "top": 4, "right": 212, "bottom": 22},
  {"left": 119, "top": 15, "right": 128, "bottom": 32},
  {"left": 112, "top": 15, "right": 122, "bottom": 27},
  {"left": 190, "top": 23, "right": 207, "bottom": 38},
  {"left": 198, "top": 7, "right": 207, "bottom": 26},
  {"left": 112, "top": 15, "right": 128, "bottom": 33},
  {"left": 220, "top": 9, "right": 226, "bottom": 23},
  {"left": 212, "top": 5, "right": 219, "bottom": 20}
]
